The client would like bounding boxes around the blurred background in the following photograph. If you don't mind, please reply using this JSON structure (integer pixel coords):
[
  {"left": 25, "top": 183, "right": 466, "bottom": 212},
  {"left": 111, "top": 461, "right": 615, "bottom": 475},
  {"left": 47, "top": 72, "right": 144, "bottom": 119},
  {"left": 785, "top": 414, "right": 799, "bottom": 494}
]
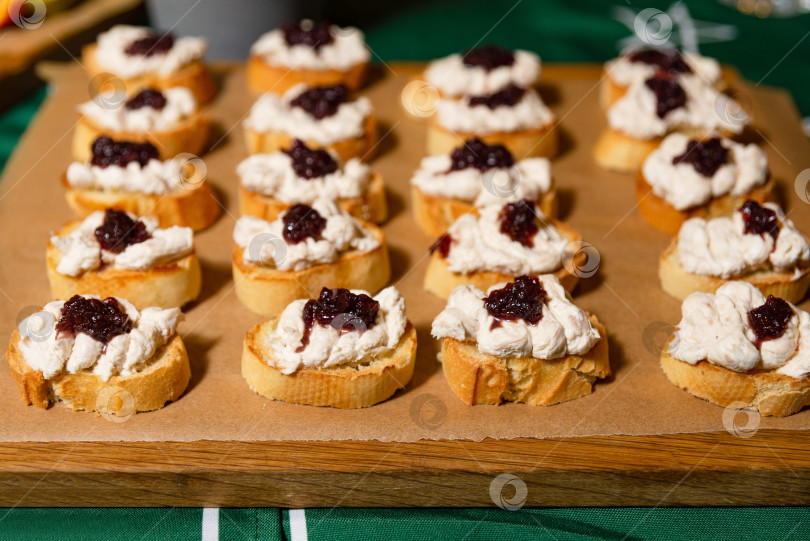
[{"left": 0, "top": 0, "right": 808, "bottom": 169}]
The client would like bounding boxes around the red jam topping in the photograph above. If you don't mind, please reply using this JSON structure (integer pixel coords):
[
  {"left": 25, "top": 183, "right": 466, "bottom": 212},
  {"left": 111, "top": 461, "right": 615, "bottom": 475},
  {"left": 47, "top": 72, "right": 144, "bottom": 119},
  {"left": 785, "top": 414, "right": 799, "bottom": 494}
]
[
  {"left": 498, "top": 199, "right": 538, "bottom": 247},
  {"left": 484, "top": 275, "right": 547, "bottom": 329},
  {"left": 282, "top": 203, "right": 327, "bottom": 244},
  {"left": 281, "top": 20, "right": 334, "bottom": 50},
  {"left": 90, "top": 137, "right": 159, "bottom": 169},
  {"left": 290, "top": 84, "right": 350, "bottom": 119},
  {"left": 748, "top": 295, "right": 794, "bottom": 347},
  {"left": 448, "top": 138, "right": 514, "bottom": 172},
  {"left": 429, "top": 233, "right": 453, "bottom": 258},
  {"left": 283, "top": 139, "right": 338, "bottom": 179},
  {"left": 125, "top": 89, "right": 167, "bottom": 111},
  {"left": 55, "top": 295, "right": 132, "bottom": 344},
  {"left": 740, "top": 200, "right": 779, "bottom": 240},
  {"left": 298, "top": 287, "right": 379, "bottom": 352},
  {"left": 644, "top": 75, "right": 686, "bottom": 118},
  {"left": 124, "top": 33, "right": 174, "bottom": 56},
  {"left": 94, "top": 209, "right": 151, "bottom": 253},
  {"left": 462, "top": 44, "right": 515, "bottom": 71},
  {"left": 469, "top": 84, "right": 526, "bottom": 110},
  {"left": 672, "top": 137, "right": 729, "bottom": 177},
  {"left": 628, "top": 49, "right": 692, "bottom": 75}
]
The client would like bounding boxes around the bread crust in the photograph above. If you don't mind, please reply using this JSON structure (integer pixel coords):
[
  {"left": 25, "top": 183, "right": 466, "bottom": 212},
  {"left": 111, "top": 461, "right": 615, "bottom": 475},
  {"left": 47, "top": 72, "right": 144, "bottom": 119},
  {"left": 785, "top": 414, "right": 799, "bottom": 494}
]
[
  {"left": 63, "top": 174, "right": 221, "bottom": 231},
  {"left": 636, "top": 172, "right": 774, "bottom": 235},
  {"left": 82, "top": 43, "right": 217, "bottom": 105},
  {"left": 660, "top": 335, "right": 810, "bottom": 417},
  {"left": 72, "top": 111, "right": 211, "bottom": 162},
  {"left": 440, "top": 315, "right": 609, "bottom": 405},
  {"left": 245, "top": 114, "right": 378, "bottom": 163},
  {"left": 410, "top": 184, "right": 558, "bottom": 237},
  {"left": 246, "top": 55, "right": 368, "bottom": 94},
  {"left": 594, "top": 126, "right": 735, "bottom": 173},
  {"left": 659, "top": 238, "right": 810, "bottom": 302},
  {"left": 7, "top": 329, "right": 190, "bottom": 413},
  {"left": 46, "top": 221, "right": 201, "bottom": 309},
  {"left": 427, "top": 117, "right": 557, "bottom": 159},
  {"left": 423, "top": 220, "right": 584, "bottom": 299},
  {"left": 242, "top": 320, "right": 417, "bottom": 408},
  {"left": 232, "top": 223, "right": 390, "bottom": 317},
  {"left": 239, "top": 171, "right": 388, "bottom": 224}
]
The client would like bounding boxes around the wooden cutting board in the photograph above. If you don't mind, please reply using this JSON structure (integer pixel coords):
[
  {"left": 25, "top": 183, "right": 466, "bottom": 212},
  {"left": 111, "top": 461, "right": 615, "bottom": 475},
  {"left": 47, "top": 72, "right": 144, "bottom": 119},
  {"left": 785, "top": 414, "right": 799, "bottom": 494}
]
[{"left": 0, "top": 62, "right": 808, "bottom": 507}]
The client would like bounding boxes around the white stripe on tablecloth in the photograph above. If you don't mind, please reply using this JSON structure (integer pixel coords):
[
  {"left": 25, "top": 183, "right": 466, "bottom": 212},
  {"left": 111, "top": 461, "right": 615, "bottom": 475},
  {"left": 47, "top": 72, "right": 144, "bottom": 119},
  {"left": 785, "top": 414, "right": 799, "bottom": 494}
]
[
  {"left": 289, "top": 509, "right": 309, "bottom": 541},
  {"left": 201, "top": 507, "right": 220, "bottom": 541}
]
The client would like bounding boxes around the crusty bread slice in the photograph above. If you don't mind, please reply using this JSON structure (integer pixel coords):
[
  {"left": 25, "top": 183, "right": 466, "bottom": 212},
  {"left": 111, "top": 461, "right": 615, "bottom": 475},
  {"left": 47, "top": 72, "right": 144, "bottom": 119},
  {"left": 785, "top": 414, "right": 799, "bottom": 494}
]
[
  {"left": 423, "top": 219, "right": 584, "bottom": 299},
  {"left": 427, "top": 117, "right": 557, "bottom": 159},
  {"left": 242, "top": 320, "right": 417, "bottom": 408},
  {"left": 63, "top": 175, "right": 220, "bottom": 231},
  {"left": 637, "top": 173, "right": 774, "bottom": 235},
  {"left": 233, "top": 222, "right": 390, "bottom": 317},
  {"left": 659, "top": 239, "right": 810, "bottom": 303},
  {"left": 82, "top": 43, "right": 217, "bottom": 105},
  {"left": 72, "top": 110, "right": 211, "bottom": 162},
  {"left": 660, "top": 336, "right": 810, "bottom": 417},
  {"left": 7, "top": 330, "right": 190, "bottom": 413},
  {"left": 440, "top": 315, "right": 609, "bottom": 405},
  {"left": 410, "top": 184, "right": 558, "bottom": 237},
  {"left": 245, "top": 114, "right": 378, "bottom": 163},
  {"left": 46, "top": 220, "right": 201, "bottom": 309},
  {"left": 239, "top": 171, "right": 388, "bottom": 224},
  {"left": 246, "top": 55, "right": 368, "bottom": 94}
]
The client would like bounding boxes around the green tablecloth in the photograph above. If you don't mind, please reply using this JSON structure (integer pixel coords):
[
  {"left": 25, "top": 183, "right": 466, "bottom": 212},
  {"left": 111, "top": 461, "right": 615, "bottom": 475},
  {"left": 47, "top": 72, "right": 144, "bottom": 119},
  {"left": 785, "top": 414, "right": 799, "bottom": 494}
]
[{"left": 2, "top": 0, "right": 809, "bottom": 539}]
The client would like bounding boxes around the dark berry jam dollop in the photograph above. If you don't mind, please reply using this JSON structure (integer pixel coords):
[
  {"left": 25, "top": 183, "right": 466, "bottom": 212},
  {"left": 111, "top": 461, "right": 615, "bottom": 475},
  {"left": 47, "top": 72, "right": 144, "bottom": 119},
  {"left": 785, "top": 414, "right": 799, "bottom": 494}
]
[
  {"left": 672, "top": 137, "right": 730, "bottom": 177},
  {"left": 462, "top": 44, "right": 515, "bottom": 71},
  {"left": 430, "top": 233, "right": 453, "bottom": 258},
  {"left": 290, "top": 84, "right": 350, "bottom": 119},
  {"left": 283, "top": 139, "right": 338, "bottom": 179},
  {"left": 90, "top": 136, "right": 159, "bottom": 168},
  {"left": 298, "top": 287, "right": 380, "bottom": 351},
  {"left": 628, "top": 49, "right": 691, "bottom": 75},
  {"left": 281, "top": 20, "right": 334, "bottom": 50},
  {"left": 55, "top": 295, "right": 132, "bottom": 344},
  {"left": 748, "top": 295, "right": 794, "bottom": 347},
  {"left": 124, "top": 33, "right": 174, "bottom": 56},
  {"left": 469, "top": 84, "right": 526, "bottom": 110},
  {"left": 94, "top": 209, "right": 151, "bottom": 254},
  {"left": 282, "top": 203, "right": 327, "bottom": 244},
  {"left": 124, "top": 89, "right": 167, "bottom": 111},
  {"left": 448, "top": 138, "right": 514, "bottom": 173},
  {"left": 740, "top": 200, "right": 779, "bottom": 240},
  {"left": 644, "top": 75, "right": 686, "bottom": 118},
  {"left": 484, "top": 275, "right": 547, "bottom": 328},
  {"left": 499, "top": 199, "right": 538, "bottom": 247}
]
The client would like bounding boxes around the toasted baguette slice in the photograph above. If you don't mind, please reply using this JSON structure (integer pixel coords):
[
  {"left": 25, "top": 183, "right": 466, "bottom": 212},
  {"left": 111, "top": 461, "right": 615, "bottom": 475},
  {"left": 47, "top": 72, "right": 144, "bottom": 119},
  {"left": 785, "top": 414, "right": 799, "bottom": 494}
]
[
  {"left": 246, "top": 55, "right": 368, "bottom": 94},
  {"left": 46, "top": 221, "right": 201, "bottom": 309},
  {"left": 233, "top": 223, "right": 390, "bottom": 317},
  {"left": 440, "top": 315, "right": 609, "bottom": 405},
  {"left": 242, "top": 320, "right": 417, "bottom": 408},
  {"left": 659, "top": 239, "right": 810, "bottom": 302},
  {"left": 594, "top": 126, "right": 733, "bottom": 173},
  {"left": 423, "top": 220, "right": 583, "bottom": 299},
  {"left": 82, "top": 43, "right": 216, "bottom": 104},
  {"left": 411, "top": 184, "right": 558, "bottom": 237},
  {"left": 7, "top": 330, "right": 190, "bottom": 413},
  {"left": 240, "top": 171, "right": 387, "bottom": 224},
  {"left": 637, "top": 173, "right": 774, "bottom": 235},
  {"left": 427, "top": 118, "right": 557, "bottom": 159},
  {"left": 245, "top": 114, "right": 377, "bottom": 163},
  {"left": 660, "top": 336, "right": 810, "bottom": 417},
  {"left": 63, "top": 176, "right": 220, "bottom": 231},
  {"left": 72, "top": 111, "right": 211, "bottom": 162}
]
